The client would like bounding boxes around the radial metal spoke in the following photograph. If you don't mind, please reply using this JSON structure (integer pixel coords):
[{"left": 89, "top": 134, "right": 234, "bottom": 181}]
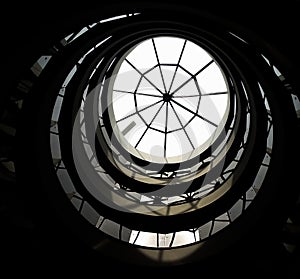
[
  {"left": 164, "top": 102, "right": 169, "bottom": 157},
  {"left": 168, "top": 40, "right": 187, "bottom": 93},
  {"left": 172, "top": 94, "right": 201, "bottom": 98},
  {"left": 135, "top": 101, "right": 166, "bottom": 148},
  {"left": 169, "top": 102, "right": 195, "bottom": 149},
  {"left": 125, "top": 59, "right": 164, "bottom": 95},
  {"left": 202, "top": 91, "right": 228, "bottom": 96},
  {"left": 171, "top": 99, "right": 218, "bottom": 127},
  {"left": 113, "top": 89, "right": 162, "bottom": 98},
  {"left": 152, "top": 39, "right": 167, "bottom": 93},
  {"left": 170, "top": 60, "right": 214, "bottom": 96},
  {"left": 116, "top": 99, "right": 163, "bottom": 123}
]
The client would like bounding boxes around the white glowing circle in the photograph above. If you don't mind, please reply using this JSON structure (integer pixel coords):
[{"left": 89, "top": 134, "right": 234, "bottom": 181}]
[{"left": 109, "top": 36, "right": 230, "bottom": 163}]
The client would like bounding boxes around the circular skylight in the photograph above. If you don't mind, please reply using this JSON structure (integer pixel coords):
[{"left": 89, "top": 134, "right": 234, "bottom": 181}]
[{"left": 108, "top": 36, "right": 230, "bottom": 164}]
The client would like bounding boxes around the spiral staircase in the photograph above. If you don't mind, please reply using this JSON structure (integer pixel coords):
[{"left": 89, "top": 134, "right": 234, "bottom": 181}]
[{"left": 1, "top": 1, "right": 300, "bottom": 276}]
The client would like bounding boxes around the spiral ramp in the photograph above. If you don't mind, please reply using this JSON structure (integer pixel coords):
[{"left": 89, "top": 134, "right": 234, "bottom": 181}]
[{"left": 1, "top": 1, "right": 300, "bottom": 277}]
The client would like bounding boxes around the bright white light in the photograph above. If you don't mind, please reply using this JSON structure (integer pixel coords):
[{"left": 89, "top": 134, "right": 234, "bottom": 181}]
[
  {"left": 129, "top": 230, "right": 200, "bottom": 247},
  {"left": 109, "top": 36, "right": 229, "bottom": 164}
]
